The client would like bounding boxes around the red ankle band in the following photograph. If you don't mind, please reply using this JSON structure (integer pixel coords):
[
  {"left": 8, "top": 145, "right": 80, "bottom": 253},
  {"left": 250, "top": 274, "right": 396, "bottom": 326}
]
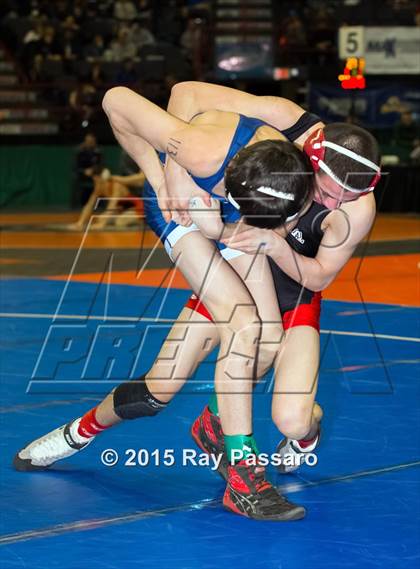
[
  {"left": 297, "top": 433, "right": 318, "bottom": 449},
  {"left": 78, "top": 407, "right": 108, "bottom": 438}
]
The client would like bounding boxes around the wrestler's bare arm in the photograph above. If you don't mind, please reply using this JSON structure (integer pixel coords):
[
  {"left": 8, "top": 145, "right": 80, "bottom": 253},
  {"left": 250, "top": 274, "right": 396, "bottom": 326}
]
[
  {"left": 168, "top": 81, "right": 323, "bottom": 143},
  {"left": 164, "top": 81, "right": 322, "bottom": 219},
  {"left": 269, "top": 205, "right": 376, "bottom": 291},
  {"left": 222, "top": 203, "right": 376, "bottom": 292},
  {"left": 102, "top": 87, "right": 232, "bottom": 183}
]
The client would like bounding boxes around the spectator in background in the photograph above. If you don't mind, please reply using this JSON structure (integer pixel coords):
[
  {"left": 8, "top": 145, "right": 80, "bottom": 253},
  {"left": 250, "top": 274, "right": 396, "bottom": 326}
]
[
  {"left": 105, "top": 27, "right": 137, "bottom": 61},
  {"left": 74, "top": 132, "right": 102, "bottom": 206},
  {"left": 21, "top": 18, "right": 45, "bottom": 70},
  {"left": 114, "top": 0, "right": 137, "bottom": 22},
  {"left": 48, "top": 0, "right": 70, "bottom": 21},
  {"left": 180, "top": 17, "right": 204, "bottom": 78},
  {"left": 23, "top": 19, "right": 45, "bottom": 45},
  {"left": 28, "top": 53, "right": 49, "bottom": 82},
  {"left": 61, "top": 29, "right": 81, "bottom": 66},
  {"left": 61, "top": 15, "right": 80, "bottom": 35},
  {"left": 136, "top": 0, "right": 152, "bottom": 20},
  {"left": 72, "top": 1, "right": 86, "bottom": 25},
  {"left": 126, "top": 22, "right": 155, "bottom": 50},
  {"left": 65, "top": 165, "right": 145, "bottom": 231},
  {"left": 309, "top": 2, "right": 335, "bottom": 57},
  {"left": 0, "top": 1, "right": 17, "bottom": 18},
  {"left": 393, "top": 110, "right": 420, "bottom": 156},
  {"left": 185, "top": 0, "right": 210, "bottom": 10},
  {"left": 410, "top": 139, "right": 420, "bottom": 164},
  {"left": 180, "top": 17, "right": 200, "bottom": 54},
  {"left": 85, "top": 2, "right": 98, "bottom": 21},
  {"left": 115, "top": 59, "right": 139, "bottom": 86},
  {"left": 96, "top": 0, "right": 114, "bottom": 18},
  {"left": 278, "top": 11, "right": 307, "bottom": 64},
  {"left": 38, "top": 26, "right": 62, "bottom": 60},
  {"left": 69, "top": 82, "right": 99, "bottom": 128},
  {"left": 155, "top": 0, "right": 184, "bottom": 43},
  {"left": 90, "top": 62, "right": 106, "bottom": 88},
  {"left": 84, "top": 34, "right": 106, "bottom": 61},
  {"left": 281, "top": 13, "right": 307, "bottom": 48}
]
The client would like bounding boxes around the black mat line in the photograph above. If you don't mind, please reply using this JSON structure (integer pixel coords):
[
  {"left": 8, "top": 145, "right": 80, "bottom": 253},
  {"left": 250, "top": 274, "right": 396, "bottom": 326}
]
[
  {"left": 0, "top": 248, "right": 172, "bottom": 278},
  {"left": 1, "top": 239, "right": 419, "bottom": 279},
  {"left": 353, "top": 239, "right": 420, "bottom": 257},
  {"left": 0, "top": 460, "right": 418, "bottom": 546},
  {"left": 0, "top": 224, "right": 144, "bottom": 233}
]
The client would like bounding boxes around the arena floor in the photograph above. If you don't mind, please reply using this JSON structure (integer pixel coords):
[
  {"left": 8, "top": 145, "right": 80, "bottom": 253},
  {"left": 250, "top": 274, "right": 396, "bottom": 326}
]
[{"left": 1, "top": 212, "right": 419, "bottom": 569}]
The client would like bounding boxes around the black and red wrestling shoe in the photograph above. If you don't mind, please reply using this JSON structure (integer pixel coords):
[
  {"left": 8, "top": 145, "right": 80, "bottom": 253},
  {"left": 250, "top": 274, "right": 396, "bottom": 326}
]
[
  {"left": 191, "top": 406, "right": 229, "bottom": 480},
  {"left": 223, "top": 460, "right": 305, "bottom": 521}
]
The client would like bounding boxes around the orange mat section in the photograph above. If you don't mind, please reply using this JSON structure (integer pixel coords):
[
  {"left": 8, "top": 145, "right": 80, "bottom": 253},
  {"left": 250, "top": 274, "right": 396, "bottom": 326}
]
[
  {"left": 1, "top": 214, "right": 419, "bottom": 249},
  {"left": 48, "top": 253, "right": 420, "bottom": 307},
  {"left": 0, "top": 213, "right": 79, "bottom": 226},
  {"left": 0, "top": 258, "right": 40, "bottom": 265},
  {"left": 3, "top": 212, "right": 418, "bottom": 235},
  {"left": 368, "top": 215, "right": 420, "bottom": 241},
  {"left": 49, "top": 269, "right": 190, "bottom": 290},
  {"left": 0, "top": 230, "right": 162, "bottom": 250},
  {"left": 324, "top": 253, "right": 419, "bottom": 306}
]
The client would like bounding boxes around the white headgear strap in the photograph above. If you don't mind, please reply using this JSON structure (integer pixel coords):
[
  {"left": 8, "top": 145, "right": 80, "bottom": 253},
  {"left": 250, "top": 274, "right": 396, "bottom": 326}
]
[
  {"left": 255, "top": 186, "right": 295, "bottom": 201},
  {"left": 255, "top": 186, "right": 300, "bottom": 221},
  {"left": 227, "top": 192, "right": 300, "bottom": 223},
  {"left": 227, "top": 192, "right": 241, "bottom": 210},
  {"left": 312, "top": 140, "right": 380, "bottom": 193},
  {"left": 285, "top": 211, "right": 300, "bottom": 223}
]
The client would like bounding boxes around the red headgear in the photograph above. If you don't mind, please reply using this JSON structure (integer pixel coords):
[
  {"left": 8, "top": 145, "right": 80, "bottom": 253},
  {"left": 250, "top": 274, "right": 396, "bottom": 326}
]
[{"left": 303, "top": 128, "right": 381, "bottom": 194}]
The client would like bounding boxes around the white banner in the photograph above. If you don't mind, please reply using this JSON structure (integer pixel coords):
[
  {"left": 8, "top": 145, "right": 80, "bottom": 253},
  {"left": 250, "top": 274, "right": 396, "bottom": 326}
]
[
  {"left": 364, "top": 27, "right": 420, "bottom": 75},
  {"left": 339, "top": 27, "right": 420, "bottom": 74}
]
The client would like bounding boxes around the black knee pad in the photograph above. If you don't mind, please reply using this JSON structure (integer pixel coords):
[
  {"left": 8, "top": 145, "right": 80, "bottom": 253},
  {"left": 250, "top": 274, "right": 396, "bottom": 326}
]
[{"left": 113, "top": 376, "right": 167, "bottom": 420}]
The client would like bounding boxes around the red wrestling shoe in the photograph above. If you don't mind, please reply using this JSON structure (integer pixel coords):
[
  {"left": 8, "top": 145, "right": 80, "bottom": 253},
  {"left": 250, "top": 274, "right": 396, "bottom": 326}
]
[
  {"left": 191, "top": 406, "right": 229, "bottom": 480},
  {"left": 223, "top": 460, "right": 305, "bottom": 521}
]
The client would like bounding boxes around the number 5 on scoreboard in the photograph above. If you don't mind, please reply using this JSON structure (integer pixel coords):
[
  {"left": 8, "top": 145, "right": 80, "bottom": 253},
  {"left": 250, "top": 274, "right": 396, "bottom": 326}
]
[{"left": 339, "top": 26, "right": 364, "bottom": 59}]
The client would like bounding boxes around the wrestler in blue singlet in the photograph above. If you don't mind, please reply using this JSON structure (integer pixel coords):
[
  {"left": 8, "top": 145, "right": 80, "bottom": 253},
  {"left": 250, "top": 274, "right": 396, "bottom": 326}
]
[
  {"left": 142, "top": 111, "right": 322, "bottom": 259},
  {"left": 143, "top": 115, "right": 267, "bottom": 259}
]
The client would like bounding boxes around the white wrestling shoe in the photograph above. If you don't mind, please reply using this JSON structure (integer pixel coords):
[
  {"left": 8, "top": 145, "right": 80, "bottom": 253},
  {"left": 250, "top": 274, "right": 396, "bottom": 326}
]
[
  {"left": 13, "top": 418, "right": 93, "bottom": 471},
  {"left": 276, "top": 430, "right": 320, "bottom": 474}
]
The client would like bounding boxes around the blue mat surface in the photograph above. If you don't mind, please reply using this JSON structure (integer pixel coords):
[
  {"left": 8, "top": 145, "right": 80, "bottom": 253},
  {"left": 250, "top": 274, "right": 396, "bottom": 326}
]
[{"left": 1, "top": 279, "right": 419, "bottom": 569}]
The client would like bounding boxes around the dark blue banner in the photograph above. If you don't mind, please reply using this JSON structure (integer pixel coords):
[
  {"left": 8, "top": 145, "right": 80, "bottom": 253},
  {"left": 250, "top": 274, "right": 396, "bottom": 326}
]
[{"left": 309, "top": 83, "right": 420, "bottom": 128}]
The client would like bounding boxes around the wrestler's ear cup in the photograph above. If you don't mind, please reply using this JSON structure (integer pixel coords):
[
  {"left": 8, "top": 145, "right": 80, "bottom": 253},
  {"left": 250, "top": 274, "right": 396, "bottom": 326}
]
[{"left": 303, "top": 128, "right": 325, "bottom": 172}]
